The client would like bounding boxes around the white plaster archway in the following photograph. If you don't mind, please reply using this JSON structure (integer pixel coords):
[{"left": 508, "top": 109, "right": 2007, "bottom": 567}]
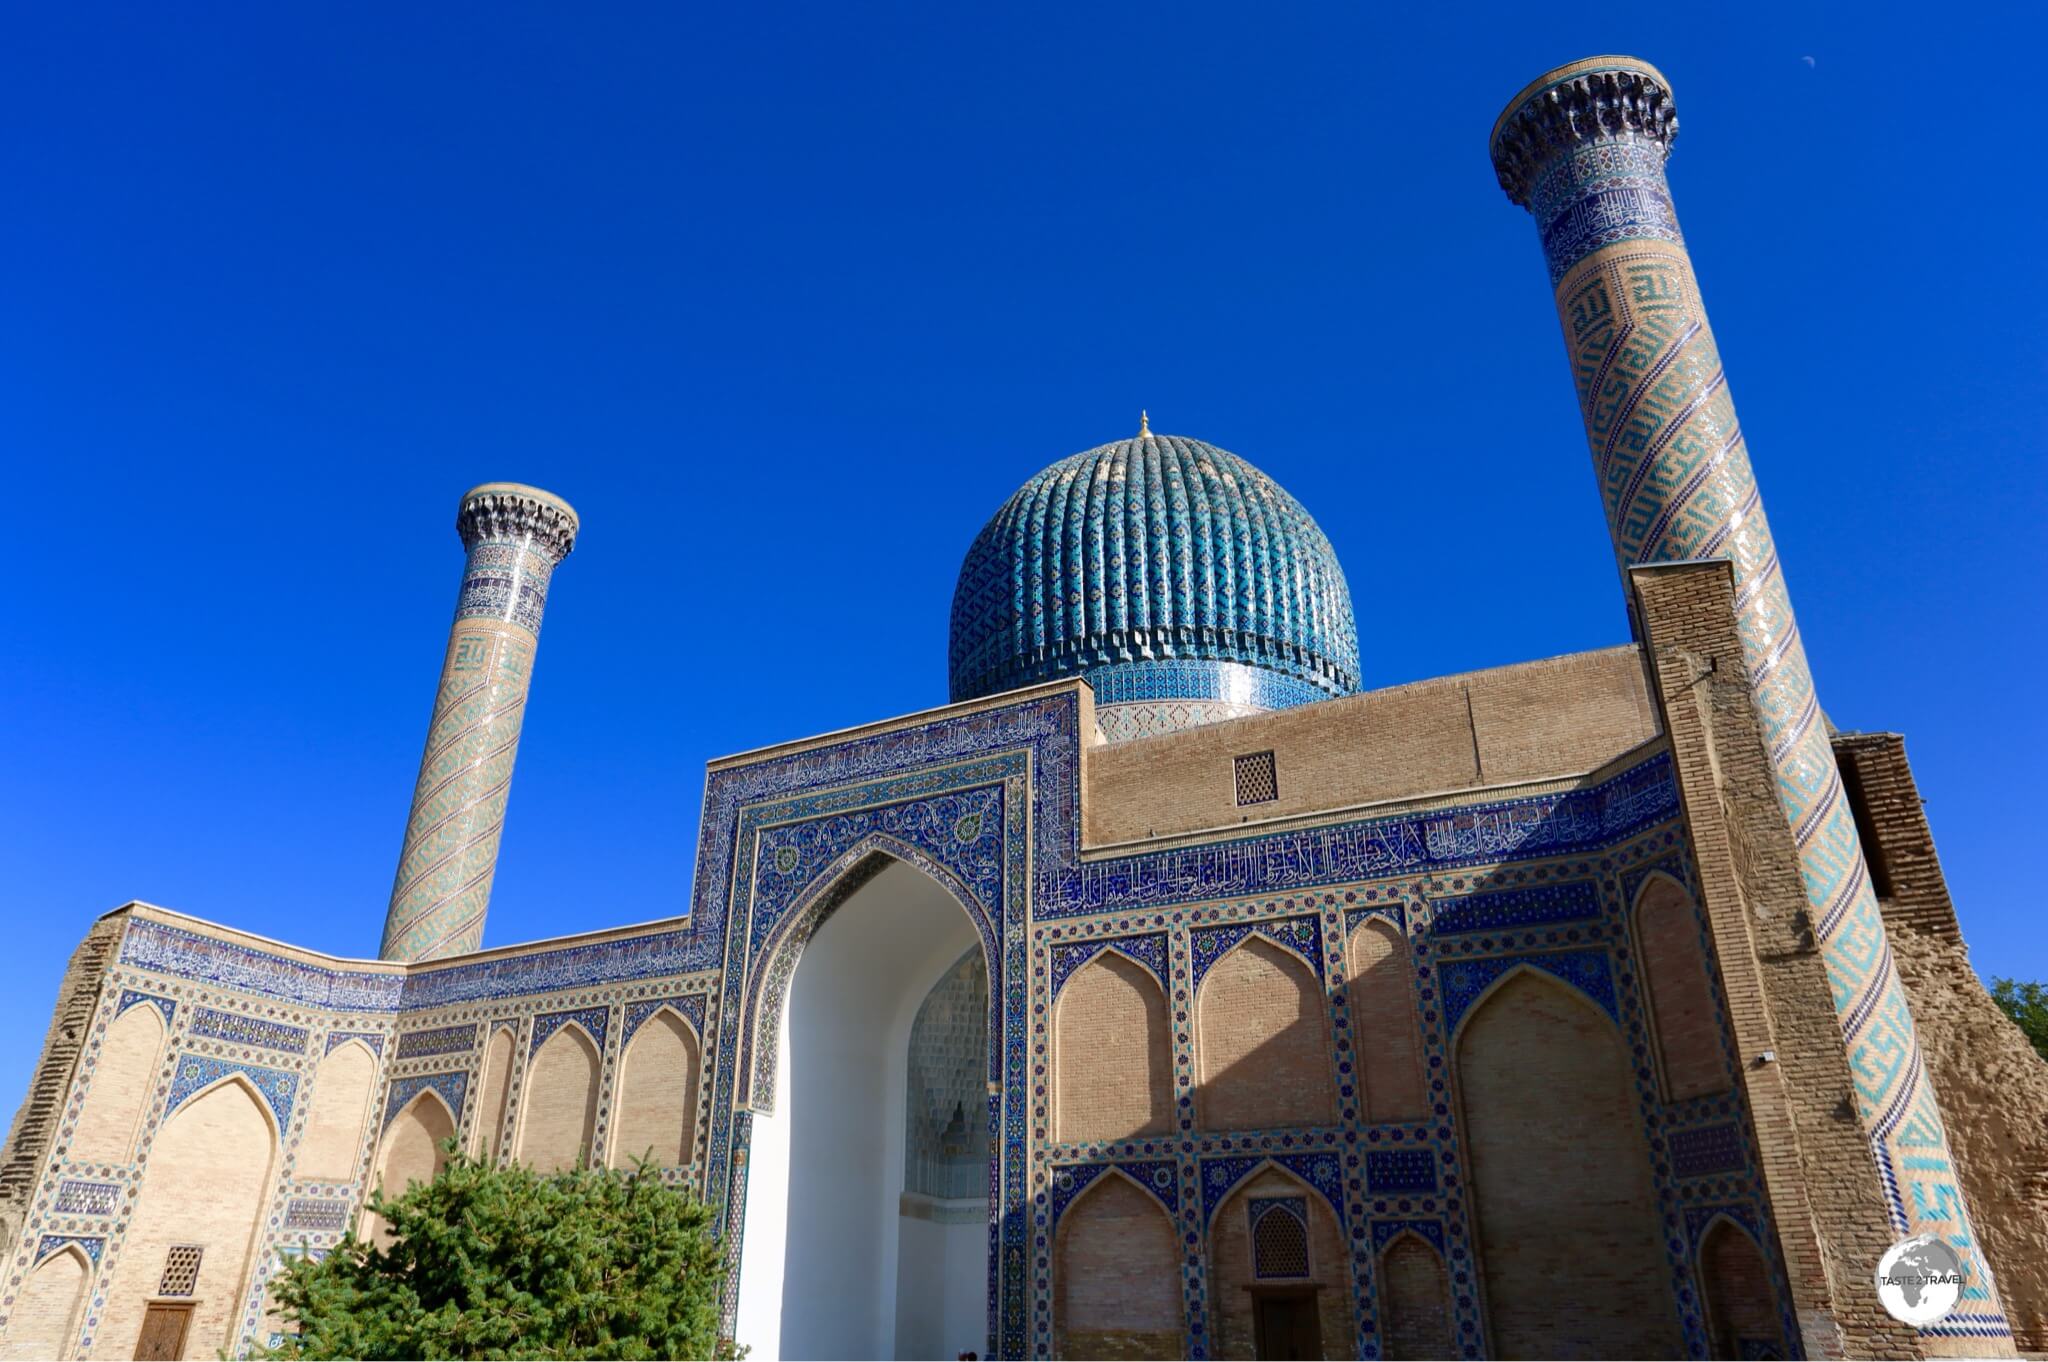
[{"left": 735, "top": 857, "right": 990, "bottom": 1361}]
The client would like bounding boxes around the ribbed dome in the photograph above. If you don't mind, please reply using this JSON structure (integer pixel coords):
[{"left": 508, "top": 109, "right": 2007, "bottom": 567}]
[{"left": 949, "top": 432, "right": 1359, "bottom": 737}]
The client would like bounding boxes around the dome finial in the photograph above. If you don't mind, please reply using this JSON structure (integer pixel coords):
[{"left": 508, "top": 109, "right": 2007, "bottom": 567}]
[{"left": 1138, "top": 409, "right": 1152, "bottom": 439}]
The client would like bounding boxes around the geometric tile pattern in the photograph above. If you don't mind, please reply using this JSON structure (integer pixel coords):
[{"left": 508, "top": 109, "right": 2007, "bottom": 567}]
[
  {"left": 282, "top": 1198, "right": 352, "bottom": 1233},
  {"left": 1493, "top": 56, "right": 2005, "bottom": 1340},
  {"left": 530, "top": 1007, "right": 607, "bottom": 1056},
  {"left": 1188, "top": 915, "right": 1323, "bottom": 988},
  {"left": 1429, "top": 880, "right": 1602, "bottom": 935},
  {"left": 114, "top": 991, "right": 176, "bottom": 1026},
  {"left": 188, "top": 1006, "right": 310, "bottom": 1054},
  {"left": 394, "top": 1023, "right": 477, "bottom": 1059},
  {"left": 1364, "top": 1149, "right": 1437, "bottom": 1194},
  {"left": 32, "top": 1236, "right": 103, "bottom": 1266},
  {"left": 165, "top": 1054, "right": 298, "bottom": 1131},
  {"left": 382, "top": 1071, "right": 468, "bottom": 1131},
  {"left": 623, "top": 994, "right": 707, "bottom": 1045},
  {"left": 1669, "top": 1123, "right": 1747, "bottom": 1180},
  {"left": 379, "top": 485, "right": 577, "bottom": 964},
  {"left": 1047, "top": 933, "right": 1167, "bottom": 998},
  {"left": 52, "top": 1180, "right": 121, "bottom": 1216},
  {"left": 1438, "top": 948, "right": 1618, "bottom": 1029}
]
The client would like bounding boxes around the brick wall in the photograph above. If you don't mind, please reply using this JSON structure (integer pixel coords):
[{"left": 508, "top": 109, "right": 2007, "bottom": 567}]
[
  {"left": 4, "top": 1246, "right": 88, "bottom": 1359},
  {"left": 1837, "top": 733, "right": 2048, "bottom": 1351},
  {"left": 613, "top": 1012, "right": 698, "bottom": 1169},
  {"left": 519, "top": 1026, "right": 600, "bottom": 1172},
  {"left": 1377, "top": 1233, "right": 1453, "bottom": 1361},
  {"left": 1084, "top": 646, "right": 1658, "bottom": 846},
  {"left": 1054, "top": 954, "right": 1172, "bottom": 1144},
  {"left": 296, "top": 1042, "right": 377, "bottom": 1181},
  {"left": 1196, "top": 940, "right": 1334, "bottom": 1131},
  {"left": 1701, "top": 1219, "right": 1783, "bottom": 1358},
  {"left": 1634, "top": 874, "right": 1731, "bottom": 1102},
  {"left": 1052, "top": 1174, "right": 1181, "bottom": 1359},
  {"left": 474, "top": 1028, "right": 514, "bottom": 1160},
  {"left": 0, "top": 914, "right": 123, "bottom": 1259},
  {"left": 1456, "top": 968, "right": 1681, "bottom": 1357},
  {"left": 1631, "top": 562, "right": 1923, "bottom": 1358},
  {"left": 68, "top": 1005, "right": 162, "bottom": 1166},
  {"left": 1344, "top": 920, "right": 1426, "bottom": 1122}
]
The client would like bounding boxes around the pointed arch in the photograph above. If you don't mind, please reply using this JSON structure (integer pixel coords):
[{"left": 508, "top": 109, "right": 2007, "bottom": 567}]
[
  {"left": 1054, "top": 951, "right": 1171, "bottom": 1144},
  {"left": 97, "top": 1074, "right": 278, "bottom": 1362},
  {"left": 613, "top": 1006, "right": 700, "bottom": 1169},
  {"left": 296, "top": 1039, "right": 379, "bottom": 1181},
  {"left": 1208, "top": 1164, "right": 1350, "bottom": 1360},
  {"left": 740, "top": 834, "right": 998, "bottom": 1114},
  {"left": 1634, "top": 870, "right": 1730, "bottom": 1100},
  {"left": 71, "top": 1000, "right": 165, "bottom": 1163},
  {"left": 3, "top": 1243, "right": 91, "bottom": 1360},
  {"left": 518, "top": 1020, "right": 601, "bottom": 1172},
  {"left": 1053, "top": 1170, "right": 1183, "bottom": 1359},
  {"left": 376, "top": 1087, "right": 457, "bottom": 1196},
  {"left": 1197, "top": 935, "right": 1335, "bottom": 1131},
  {"left": 1346, "top": 916, "right": 1426, "bottom": 1122},
  {"left": 1698, "top": 1215, "right": 1782, "bottom": 1359},
  {"left": 1377, "top": 1230, "right": 1453, "bottom": 1361},
  {"left": 1456, "top": 967, "right": 1680, "bottom": 1357},
  {"left": 473, "top": 1025, "right": 516, "bottom": 1160}
]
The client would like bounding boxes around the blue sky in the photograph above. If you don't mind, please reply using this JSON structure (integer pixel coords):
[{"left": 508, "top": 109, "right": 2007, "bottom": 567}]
[{"left": 4, "top": 3, "right": 2042, "bottom": 1100}]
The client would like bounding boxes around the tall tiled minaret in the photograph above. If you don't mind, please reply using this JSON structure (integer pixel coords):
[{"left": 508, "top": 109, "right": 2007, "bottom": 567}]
[
  {"left": 379, "top": 483, "right": 579, "bottom": 962},
  {"left": 1490, "top": 56, "right": 2005, "bottom": 1342}
]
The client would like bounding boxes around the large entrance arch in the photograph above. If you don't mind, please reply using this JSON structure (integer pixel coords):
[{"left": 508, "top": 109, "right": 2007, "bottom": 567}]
[{"left": 736, "top": 857, "right": 992, "bottom": 1360}]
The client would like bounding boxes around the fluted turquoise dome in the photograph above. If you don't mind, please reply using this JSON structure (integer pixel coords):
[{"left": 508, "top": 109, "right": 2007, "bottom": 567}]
[{"left": 949, "top": 430, "right": 1360, "bottom": 738}]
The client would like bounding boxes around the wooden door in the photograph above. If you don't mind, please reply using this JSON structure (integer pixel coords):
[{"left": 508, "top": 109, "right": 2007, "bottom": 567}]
[
  {"left": 1251, "top": 1290, "right": 1321, "bottom": 1360},
  {"left": 133, "top": 1303, "right": 193, "bottom": 1360}
]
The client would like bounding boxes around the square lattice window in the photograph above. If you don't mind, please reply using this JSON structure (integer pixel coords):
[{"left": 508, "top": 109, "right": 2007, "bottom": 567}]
[
  {"left": 1249, "top": 1197, "right": 1310, "bottom": 1278},
  {"left": 158, "top": 1245, "right": 203, "bottom": 1297},
  {"left": 1234, "top": 750, "right": 1278, "bottom": 806}
]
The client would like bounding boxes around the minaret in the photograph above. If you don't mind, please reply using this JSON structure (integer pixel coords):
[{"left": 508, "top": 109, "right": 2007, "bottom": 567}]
[
  {"left": 1490, "top": 55, "right": 2002, "bottom": 1327},
  {"left": 379, "top": 483, "right": 579, "bottom": 962}
]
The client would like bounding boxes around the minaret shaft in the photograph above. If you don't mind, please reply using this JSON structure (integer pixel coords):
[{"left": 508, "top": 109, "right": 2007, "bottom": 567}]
[
  {"left": 379, "top": 483, "right": 578, "bottom": 963},
  {"left": 1494, "top": 57, "right": 2004, "bottom": 1340}
]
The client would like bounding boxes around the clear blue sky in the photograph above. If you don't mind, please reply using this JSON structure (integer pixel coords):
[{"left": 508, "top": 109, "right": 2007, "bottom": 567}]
[{"left": 4, "top": 3, "right": 2043, "bottom": 1100}]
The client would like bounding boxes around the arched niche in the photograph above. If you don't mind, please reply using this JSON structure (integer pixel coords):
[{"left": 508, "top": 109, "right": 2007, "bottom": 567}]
[
  {"left": 97, "top": 1076, "right": 279, "bottom": 1361},
  {"left": 2, "top": 1244, "right": 91, "bottom": 1360},
  {"left": 1053, "top": 1171, "right": 1181, "bottom": 1359},
  {"left": 1377, "top": 1231, "right": 1452, "bottom": 1361},
  {"left": 296, "top": 1040, "right": 378, "bottom": 1182},
  {"left": 1054, "top": 951, "right": 1171, "bottom": 1144},
  {"left": 1633, "top": 872, "right": 1731, "bottom": 1101},
  {"left": 473, "top": 1026, "right": 516, "bottom": 1160},
  {"left": 1207, "top": 1165, "right": 1350, "bottom": 1360},
  {"left": 1198, "top": 937, "right": 1335, "bottom": 1131},
  {"left": 1456, "top": 967, "right": 1680, "bottom": 1357},
  {"left": 1699, "top": 1217, "right": 1782, "bottom": 1359},
  {"left": 1346, "top": 917, "right": 1426, "bottom": 1123},
  {"left": 519, "top": 1023, "right": 601, "bottom": 1173},
  {"left": 613, "top": 1009, "right": 700, "bottom": 1170},
  {"left": 70, "top": 1002, "right": 165, "bottom": 1164}
]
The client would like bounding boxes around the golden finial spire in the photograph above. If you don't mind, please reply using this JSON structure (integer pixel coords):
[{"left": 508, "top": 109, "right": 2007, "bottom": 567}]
[{"left": 1138, "top": 409, "right": 1152, "bottom": 439}]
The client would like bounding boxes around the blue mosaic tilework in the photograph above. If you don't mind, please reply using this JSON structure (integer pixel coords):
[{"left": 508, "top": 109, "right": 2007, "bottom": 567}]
[
  {"left": 1046, "top": 1160, "right": 1180, "bottom": 1226},
  {"left": 325, "top": 1031, "right": 385, "bottom": 1056},
  {"left": 453, "top": 539, "right": 557, "bottom": 636},
  {"left": 1188, "top": 915, "right": 1323, "bottom": 988},
  {"left": 188, "top": 1006, "right": 310, "bottom": 1054},
  {"left": 1365, "top": 1149, "right": 1437, "bottom": 1194},
  {"left": 166, "top": 1054, "right": 298, "bottom": 1131},
  {"left": 1051, "top": 752, "right": 1676, "bottom": 917},
  {"left": 121, "top": 918, "right": 402, "bottom": 1012},
  {"left": 114, "top": 990, "right": 175, "bottom": 1026},
  {"left": 1370, "top": 1219, "right": 1445, "bottom": 1254},
  {"left": 1198, "top": 1151, "right": 1344, "bottom": 1225},
  {"left": 1669, "top": 1123, "right": 1746, "bottom": 1179},
  {"left": 395, "top": 1023, "right": 477, "bottom": 1059},
  {"left": 531, "top": 1006, "right": 608, "bottom": 1055},
  {"left": 33, "top": 1235, "right": 103, "bottom": 1266},
  {"left": 1342, "top": 902, "right": 1405, "bottom": 937},
  {"left": 1429, "top": 880, "right": 1602, "bottom": 935},
  {"left": 383, "top": 1071, "right": 468, "bottom": 1130},
  {"left": 623, "top": 994, "right": 707, "bottom": 1045},
  {"left": 1682, "top": 1204, "right": 1763, "bottom": 1248},
  {"left": 1440, "top": 949, "right": 1618, "bottom": 1030},
  {"left": 1081, "top": 661, "right": 1329, "bottom": 711},
  {"left": 948, "top": 435, "right": 1360, "bottom": 705},
  {"left": 399, "top": 929, "right": 696, "bottom": 1011},
  {"left": 1047, "top": 933, "right": 1167, "bottom": 998},
  {"left": 52, "top": 1180, "right": 120, "bottom": 1216},
  {"left": 283, "top": 1198, "right": 352, "bottom": 1232}
]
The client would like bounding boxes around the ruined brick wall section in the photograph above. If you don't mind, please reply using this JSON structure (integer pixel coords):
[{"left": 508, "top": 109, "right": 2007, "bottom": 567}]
[
  {"left": 0, "top": 913, "right": 125, "bottom": 1259},
  {"left": 1630, "top": 562, "right": 1922, "bottom": 1360},
  {"left": 1084, "top": 646, "right": 1657, "bottom": 846},
  {"left": 1837, "top": 733, "right": 2048, "bottom": 1351}
]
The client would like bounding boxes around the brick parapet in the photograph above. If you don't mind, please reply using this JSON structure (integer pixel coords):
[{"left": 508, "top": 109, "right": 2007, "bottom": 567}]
[
  {"left": 1831, "top": 733, "right": 1961, "bottom": 941},
  {"left": 1631, "top": 561, "right": 1920, "bottom": 1359}
]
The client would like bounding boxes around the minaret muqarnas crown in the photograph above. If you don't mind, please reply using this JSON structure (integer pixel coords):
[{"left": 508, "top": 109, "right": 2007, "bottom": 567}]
[
  {"left": 1490, "top": 55, "right": 2012, "bottom": 1350},
  {"left": 379, "top": 482, "right": 579, "bottom": 963}
]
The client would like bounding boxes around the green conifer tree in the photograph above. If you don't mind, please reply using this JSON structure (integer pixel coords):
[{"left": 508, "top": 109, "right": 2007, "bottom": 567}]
[{"left": 258, "top": 1146, "right": 742, "bottom": 1360}]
